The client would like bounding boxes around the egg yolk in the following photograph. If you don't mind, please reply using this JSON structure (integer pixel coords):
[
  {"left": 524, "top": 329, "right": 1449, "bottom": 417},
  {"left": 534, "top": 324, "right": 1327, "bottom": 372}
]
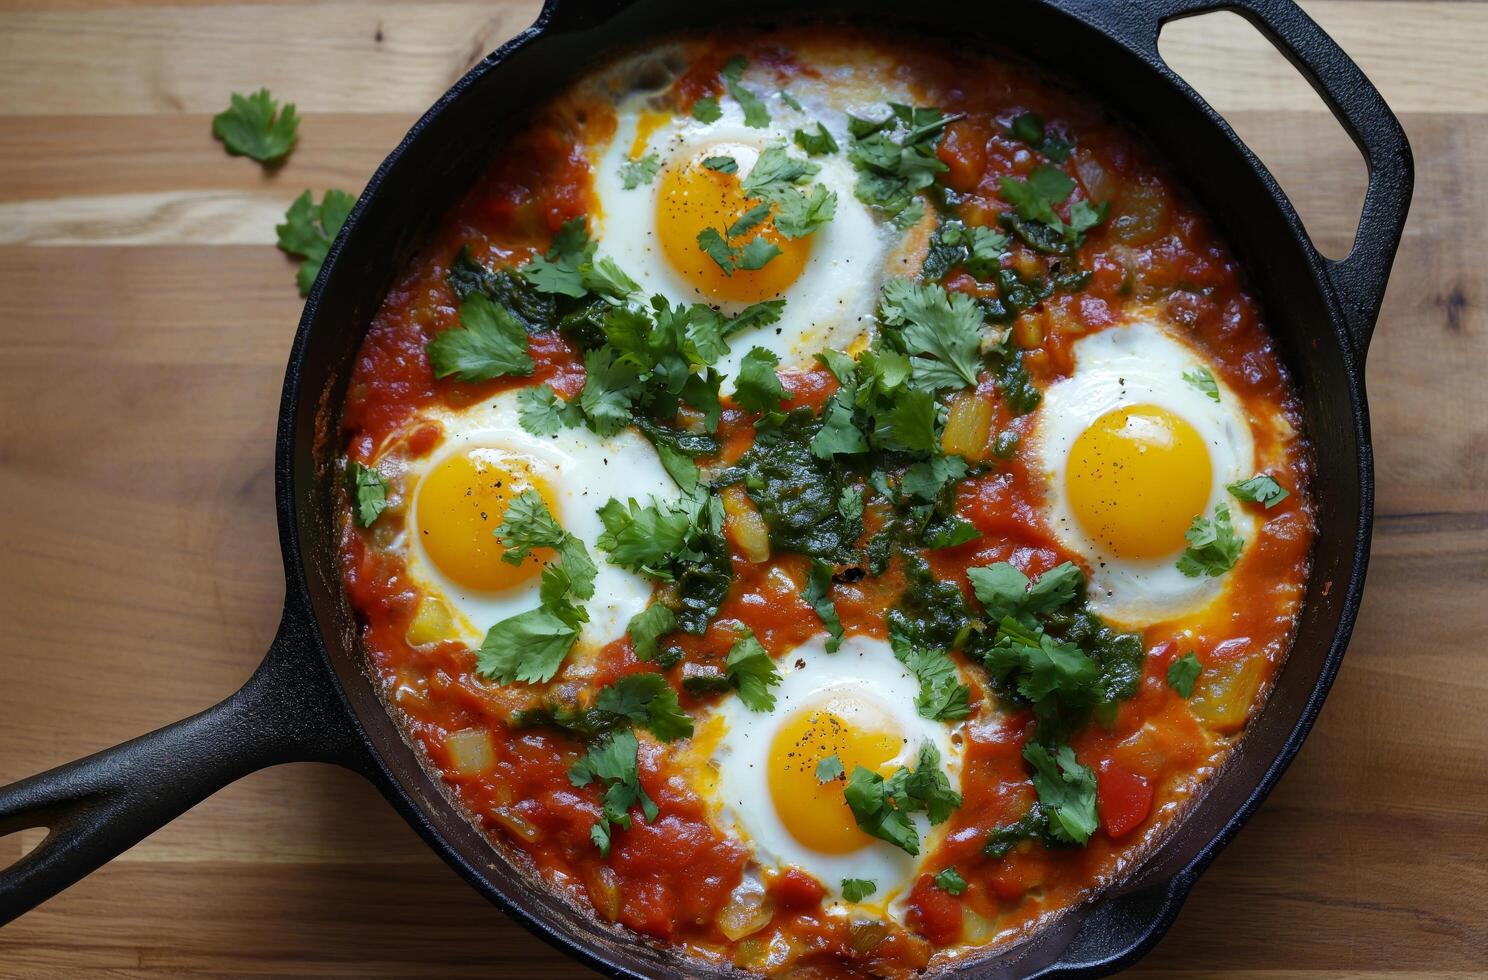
[
  {"left": 766, "top": 700, "right": 904, "bottom": 854},
  {"left": 656, "top": 150, "right": 812, "bottom": 303},
  {"left": 1065, "top": 403, "right": 1213, "bottom": 559},
  {"left": 414, "top": 448, "right": 559, "bottom": 593}
]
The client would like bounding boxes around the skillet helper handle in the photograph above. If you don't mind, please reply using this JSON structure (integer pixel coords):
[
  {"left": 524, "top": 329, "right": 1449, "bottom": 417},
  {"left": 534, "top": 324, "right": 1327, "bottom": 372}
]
[
  {"left": 0, "top": 604, "right": 370, "bottom": 925},
  {"left": 1130, "top": 0, "right": 1413, "bottom": 357}
]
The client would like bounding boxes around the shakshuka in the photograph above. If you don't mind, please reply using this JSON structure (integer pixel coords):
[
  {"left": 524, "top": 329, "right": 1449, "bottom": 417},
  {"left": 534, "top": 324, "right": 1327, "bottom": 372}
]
[{"left": 336, "top": 27, "right": 1314, "bottom": 976}]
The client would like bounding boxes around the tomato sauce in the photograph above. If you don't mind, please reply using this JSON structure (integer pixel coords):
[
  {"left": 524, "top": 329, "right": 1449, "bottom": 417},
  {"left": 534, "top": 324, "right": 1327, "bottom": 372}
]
[{"left": 336, "top": 28, "right": 1314, "bottom": 976}]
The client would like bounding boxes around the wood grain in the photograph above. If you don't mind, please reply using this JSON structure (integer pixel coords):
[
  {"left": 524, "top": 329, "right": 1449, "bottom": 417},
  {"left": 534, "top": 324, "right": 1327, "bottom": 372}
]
[{"left": 1, "top": 1, "right": 1485, "bottom": 977}]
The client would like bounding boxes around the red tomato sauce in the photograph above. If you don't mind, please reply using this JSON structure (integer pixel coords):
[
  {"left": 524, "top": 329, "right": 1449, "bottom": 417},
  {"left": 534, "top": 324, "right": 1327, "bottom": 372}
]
[{"left": 336, "top": 29, "right": 1314, "bottom": 976}]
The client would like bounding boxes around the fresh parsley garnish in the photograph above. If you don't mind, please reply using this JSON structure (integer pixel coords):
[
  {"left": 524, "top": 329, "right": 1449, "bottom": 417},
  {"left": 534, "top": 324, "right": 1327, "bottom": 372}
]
[
  {"left": 1183, "top": 366, "right": 1221, "bottom": 402},
  {"left": 596, "top": 492, "right": 732, "bottom": 635},
  {"left": 626, "top": 603, "right": 678, "bottom": 663},
  {"left": 805, "top": 560, "right": 845, "bottom": 652},
  {"left": 733, "top": 347, "right": 785, "bottom": 414},
  {"left": 725, "top": 630, "right": 782, "bottom": 711},
  {"left": 568, "top": 729, "right": 658, "bottom": 857},
  {"left": 1023, "top": 741, "right": 1098, "bottom": 845},
  {"left": 522, "top": 216, "right": 639, "bottom": 300},
  {"left": 847, "top": 103, "right": 957, "bottom": 227},
  {"left": 592, "top": 672, "right": 693, "bottom": 742},
  {"left": 1228, "top": 473, "right": 1290, "bottom": 508},
  {"left": 345, "top": 461, "right": 387, "bottom": 527},
  {"left": 212, "top": 88, "right": 299, "bottom": 164},
  {"left": 720, "top": 56, "right": 770, "bottom": 128},
  {"left": 425, "top": 293, "right": 534, "bottom": 382},
  {"left": 1167, "top": 651, "right": 1203, "bottom": 699},
  {"left": 816, "top": 754, "right": 845, "bottom": 784},
  {"left": 843, "top": 743, "right": 961, "bottom": 855},
  {"left": 794, "top": 122, "right": 839, "bottom": 156},
  {"left": 1007, "top": 111, "right": 1072, "bottom": 163},
  {"left": 1177, "top": 503, "right": 1244, "bottom": 578},
  {"left": 619, "top": 152, "right": 661, "bottom": 189},
  {"left": 474, "top": 492, "right": 595, "bottom": 684},
  {"left": 877, "top": 279, "right": 984, "bottom": 392},
  {"left": 276, "top": 189, "right": 355, "bottom": 296},
  {"left": 933, "top": 867, "right": 968, "bottom": 895},
  {"left": 692, "top": 97, "right": 723, "bottom": 123},
  {"left": 516, "top": 384, "right": 583, "bottom": 436},
  {"left": 841, "top": 878, "right": 877, "bottom": 902},
  {"left": 997, "top": 164, "right": 1107, "bottom": 254}
]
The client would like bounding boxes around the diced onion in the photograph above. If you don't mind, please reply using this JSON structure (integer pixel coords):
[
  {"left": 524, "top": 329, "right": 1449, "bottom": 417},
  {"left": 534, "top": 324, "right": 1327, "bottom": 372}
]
[
  {"left": 719, "top": 876, "right": 774, "bottom": 941},
  {"left": 848, "top": 919, "right": 888, "bottom": 953},
  {"left": 722, "top": 486, "right": 770, "bottom": 564},
  {"left": 942, "top": 390, "right": 994, "bottom": 462},
  {"left": 444, "top": 727, "right": 496, "bottom": 777},
  {"left": 1187, "top": 657, "right": 1266, "bottom": 734},
  {"left": 490, "top": 807, "right": 540, "bottom": 843},
  {"left": 405, "top": 595, "right": 454, "bottom": 648}
]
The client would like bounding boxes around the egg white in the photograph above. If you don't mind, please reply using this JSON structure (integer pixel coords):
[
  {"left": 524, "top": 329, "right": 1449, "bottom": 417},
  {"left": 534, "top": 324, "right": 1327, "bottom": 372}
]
[
  {"left": 706, "top": 634, "right": 963, "bottom": 918},
  {"left": 591, "top": 95, "right": 893, "bottom": 380},
  {"left": 395, "top": 389, "right": 678, "bottom": 650},
  {"left": 1033, "top": 317, "right": 1258, "bottom": 627}
]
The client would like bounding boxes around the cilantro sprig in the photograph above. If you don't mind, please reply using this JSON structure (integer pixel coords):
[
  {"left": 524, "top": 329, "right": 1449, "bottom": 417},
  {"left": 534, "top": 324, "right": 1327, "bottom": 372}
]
[
  {"left": 474, "top": 491, "right": 596, "bottom": 684},
  {"left": 426, "top": 293, "right": 534, "bottom": 382},
  {"left": 345, "top": 461, "right": 387, "bottom": 528},
  {"left": 1176, "top": 503, "right": 1244, "bottom": 578},
  {"left": 847, "top": 103, "right": 958, "bottom": 227},
  {"left": 276, "top": 189, "right": 355, "bottom": 297},
  {"left": 997, "top": 164, "right": 1107, "bottom": 254},
  {"left": 725, "top": 630, "right": 782, "bottom": 711},
  {"left": 1228, "top": 473, "right": 1290, "bottom": 509},
  {"left": 843, "top": 743, "right": 961, "bottom": 855},
  {"left": 568, "top": 729, "right": 658, "bottom": 857},
  {"left": 1024, "top": 741, "right": 1098, "bottom": 844}
]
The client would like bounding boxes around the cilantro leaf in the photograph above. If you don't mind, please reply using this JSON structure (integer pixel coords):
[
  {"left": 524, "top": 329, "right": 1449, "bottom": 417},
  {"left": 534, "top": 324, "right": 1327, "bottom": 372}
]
[
  {"left": 805, "top": 560, "right": 845, "bottom": 652},
  {"left": 1228, "top": 473, "right": 1290, "bottom": 509},
  {"left": 969, "top": 560, "right": 1083, "bottom": 623},
  {"left": 692, "top": 97, "right": 722, "bottom": 123},
  {"left": 619, "top": 152, "right": 661, "bottom": 189},
  {"left": 847, "top": 104, "right": 952, "bottom": 224},
  {"left": 923, "top": 219, "right": 1007, "bottom": 281},
  {"left": 579, "top": 346, "right": 644, "bottom": 437},
  {"left": 843, "top": 743, "right": 961, "bottom": 855},
  {"left": 810, "top": 391, "right": 869, "bottom": 459},
  {"left": 734, "top": 347, "right": 785, "bottom": 414},
  {"left": 492, "top": 489, "right": 565, "bottom": 558},
  {"left": 1183, "top": 366, "right": 1221, "bottom": 402},
  {"left": 900, "top": 645, "right": 971, "bottom": 721},
  {"left": 873, "top": 388, "right": 940, "bottom": 454},
  {"left": 934, "top": 867, "right": 967, "bottom": 895},
  {"left": 726, "top": 631, "right": 781, "bottom": 712},
  {"left": 426, "top": 294, "right": 534, "bottom": 382},
  {"left": 212, "top": 88, "right": 299, "bottom": 164},
  {"left": 737, "top": 236, "right": 782, "bottom": 270},
  {"left": 1176, "top": 503, "right": 1244, "bottom": 578},
  {"left": 772, "top": 184, "right": 837, "bottom": 239},
  {"left": 997, "top": 164, "right": 1105, "bottom": 253},
  {"left": 841, "top": 878, "right": 877, "bottom": 902},
  {"left": 522, "top": 217, "right": 638, "bottom": 300},
  {"left": 816, "top": 754, "right": 844, "bottom": 783},
  {"left": 597, "top": 496, "right": 700, "bottom": 575},
  {"left": 275, "top": 189, "right": 355, "bottom": 296},
  {"left": 1023, "top": 741, "right": 1098, "bottom": 844},
  {"left": 696, "top": 227, "right": 736, "bottom": 275},
  {"left": 627, "top": 603, "right": 677, "bottom": 663},
  {"left": 794, "top": 122, "right": 839, "bottom": 156},
  {"left": 878, "top": 279, "right": 984, "bottom": 392},
  {"left": 1008, "top": 111, "right": 1073, "bottom": 163},
  {"left": 517, "top": 383, "right": 583, "bottom": 436},
  {"left": 721, "top": 56, "right": 770, "bottom": 127},
  {"left": 345, "top": 461, "right": 387, "bottom": 528},
  {"left": 593, "top": 672, "right": 693, "bottom": 742},
  {"left": 475, "top": 606, "right": 581, "bottom": 685},
  {"left": 740, "top": 145, "right": 821, "bottom": 200},
  {"left": 1167, "top": 651, "right": 1202, "bottom": 699},
  {"left": 702, "top": 155, "right": 738, "bottom": 173}
]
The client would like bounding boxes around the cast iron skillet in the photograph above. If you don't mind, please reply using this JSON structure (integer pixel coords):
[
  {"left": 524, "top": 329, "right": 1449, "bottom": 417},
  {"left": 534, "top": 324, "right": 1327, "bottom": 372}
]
[{"left": 0, "top": 0, "right": 1411, "bottom": 974}]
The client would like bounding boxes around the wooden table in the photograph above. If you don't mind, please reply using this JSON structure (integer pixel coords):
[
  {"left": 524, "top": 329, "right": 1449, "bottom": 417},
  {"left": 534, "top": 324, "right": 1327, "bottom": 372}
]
[{"left": 1, "top": 1, "right": 1483, "bottom": 975}]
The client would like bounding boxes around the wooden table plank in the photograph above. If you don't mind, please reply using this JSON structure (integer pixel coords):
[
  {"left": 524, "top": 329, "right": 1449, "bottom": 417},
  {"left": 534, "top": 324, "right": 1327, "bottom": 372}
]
[{"left": 1, "top": 0, "right": 1485, "bottom": 976}]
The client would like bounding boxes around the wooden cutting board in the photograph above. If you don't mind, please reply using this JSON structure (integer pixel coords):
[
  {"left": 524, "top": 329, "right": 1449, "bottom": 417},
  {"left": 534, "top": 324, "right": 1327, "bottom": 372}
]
[{"left": 0, "top": 1, "right": 1483, "bottom": 975}]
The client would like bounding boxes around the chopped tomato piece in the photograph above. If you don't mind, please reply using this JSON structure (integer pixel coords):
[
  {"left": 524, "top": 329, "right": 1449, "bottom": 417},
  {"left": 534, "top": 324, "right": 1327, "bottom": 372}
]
[
  {"left": 1097, "top": 758, "right": 1154, "bottom": 839},
  {"left": 772, "top": 868, "right": 826, "bottom": 911},
  {"left": 906, "top": 873, "right": 963, "bottom": 945}
]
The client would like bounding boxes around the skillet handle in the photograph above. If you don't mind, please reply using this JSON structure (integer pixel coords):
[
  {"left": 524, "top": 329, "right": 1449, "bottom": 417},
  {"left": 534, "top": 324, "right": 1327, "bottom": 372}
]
[
  {"left": 0, "top": 602, "right": 372, "bottom": 925},
  {"left": 1095, "top": 0, "right": 1414, "bottom": 357}
]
